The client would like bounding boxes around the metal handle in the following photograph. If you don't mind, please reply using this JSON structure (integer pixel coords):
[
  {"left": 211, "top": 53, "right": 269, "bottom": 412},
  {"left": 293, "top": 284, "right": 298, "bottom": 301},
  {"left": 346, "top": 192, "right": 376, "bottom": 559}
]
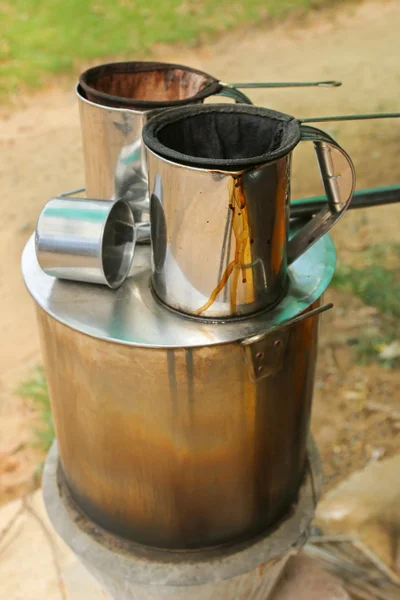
[
  {"left": 229, "top": 80, "right": 342, "bottom": 89},
  {"left": 59, "top": 187, "right": 86, "bottom": 197},
  {"left": 241, "top": 303, "right": 333, "bottom": 382},
  {"left": 301, "top": 111, "right": 400, "bottom": 124},
  {"left": 287, "top": 125, "right": 356, "bottom": 265},
  {"left": 215, "top": 79, "right": 343, "bottom": 103},
  {"left": 216, "top": 83, "right": 253, "bottom": 104}
]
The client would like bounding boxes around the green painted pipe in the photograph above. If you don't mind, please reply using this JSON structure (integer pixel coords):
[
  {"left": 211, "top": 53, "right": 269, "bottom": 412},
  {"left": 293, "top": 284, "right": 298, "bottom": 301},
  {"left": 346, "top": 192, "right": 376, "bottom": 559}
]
[{"left": 291, "top": 185, "right": 400, "bottom": 218}]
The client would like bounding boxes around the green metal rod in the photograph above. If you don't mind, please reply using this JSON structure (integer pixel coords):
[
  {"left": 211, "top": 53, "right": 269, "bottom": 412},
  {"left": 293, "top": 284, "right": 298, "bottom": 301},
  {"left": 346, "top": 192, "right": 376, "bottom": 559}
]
[
  {"left": 301, "top": 112, "right": 400, "bottom": 123},
  {"left": 291, "top": 185, "right": 400, "bottom": 218},
  {"left": 228, "top": 80, "right": 342, "bottom": 88}
]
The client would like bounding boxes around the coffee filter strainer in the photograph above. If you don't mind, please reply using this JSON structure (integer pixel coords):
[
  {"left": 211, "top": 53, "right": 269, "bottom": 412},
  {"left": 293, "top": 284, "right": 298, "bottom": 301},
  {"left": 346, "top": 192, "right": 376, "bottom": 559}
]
[
  {"left": 143, "top": 104, "right": 302, "bottom": 170},
  {"left": 79, "top": 62, "right": 222, "bottom": 109}
]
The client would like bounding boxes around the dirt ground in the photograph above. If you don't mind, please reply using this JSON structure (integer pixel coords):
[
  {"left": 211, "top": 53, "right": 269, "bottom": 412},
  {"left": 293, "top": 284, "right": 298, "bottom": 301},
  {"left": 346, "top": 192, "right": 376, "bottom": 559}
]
[{"left": 0, "top": 0, "right": 399, "bottom": 504}]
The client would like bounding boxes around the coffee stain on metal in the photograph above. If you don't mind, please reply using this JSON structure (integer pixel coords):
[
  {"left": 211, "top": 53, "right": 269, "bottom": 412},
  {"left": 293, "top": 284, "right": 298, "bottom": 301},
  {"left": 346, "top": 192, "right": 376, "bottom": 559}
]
[
  {"left": 167, "top": 349, "right": 178, "bottom": 413},
  {"left": 195, "top": 175, "right": 254, "bottom": 315}
]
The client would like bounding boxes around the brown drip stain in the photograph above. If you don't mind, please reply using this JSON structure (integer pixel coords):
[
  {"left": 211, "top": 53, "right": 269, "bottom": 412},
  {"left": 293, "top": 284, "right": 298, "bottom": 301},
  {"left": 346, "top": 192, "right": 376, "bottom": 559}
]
[{"left": 195, "top": 176, "right": 254, "bottom": 315}]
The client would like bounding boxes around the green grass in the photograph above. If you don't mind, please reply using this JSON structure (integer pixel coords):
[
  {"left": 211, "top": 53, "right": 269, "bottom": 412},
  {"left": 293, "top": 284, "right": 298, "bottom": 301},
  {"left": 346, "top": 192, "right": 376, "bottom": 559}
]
[
  {"left": 332, "top": 244, "right": 400, "bottom": 319},
  {"left": 0, "top": 0, "right": 337, "bottom": 97},
  {"left": 17, "top": 366, "right": 54, "bottom": 457},
  {"left": 353, "top": 334, "right": 399, "bottom": 370},
  {"left": 332, "top": 244, "right": 400, "bottom": 368}
]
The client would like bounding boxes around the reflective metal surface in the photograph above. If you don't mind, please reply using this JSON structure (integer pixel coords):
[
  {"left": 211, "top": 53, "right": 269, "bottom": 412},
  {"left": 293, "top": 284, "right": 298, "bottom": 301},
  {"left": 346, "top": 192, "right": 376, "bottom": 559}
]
[
  {"left": 144, "top": 105, "right": 354, "bottom": 318},
  {"left": 36, "top": 295, "right": 323, "bottom": 549},
  {"left": 77, "top": 88, "right": 152, "bottom": 227},
  {"left": 35, "top": 197, "right": 135, "bottom": 289},
  {"left": 148, "top": 152, "right": 292, "bottom": 319},
  {"left": 22, "top": 230, "right": 336, "bottom": 348}
]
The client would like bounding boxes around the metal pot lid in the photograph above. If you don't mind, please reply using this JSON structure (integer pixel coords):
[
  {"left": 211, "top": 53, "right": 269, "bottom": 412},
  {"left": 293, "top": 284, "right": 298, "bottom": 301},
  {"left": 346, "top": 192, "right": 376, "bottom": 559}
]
[{"left": 22, "top": 230, "right": 335, "bottom": 349}]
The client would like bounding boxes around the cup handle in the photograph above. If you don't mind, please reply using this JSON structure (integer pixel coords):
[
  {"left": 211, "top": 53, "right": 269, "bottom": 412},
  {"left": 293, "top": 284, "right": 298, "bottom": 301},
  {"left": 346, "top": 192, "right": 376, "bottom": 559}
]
[
  {"left": 215, "top": 82, "right": 253, "bottom": 104},
  {"left": 287, "top": 125, "right": 356, "bottom": 265}
]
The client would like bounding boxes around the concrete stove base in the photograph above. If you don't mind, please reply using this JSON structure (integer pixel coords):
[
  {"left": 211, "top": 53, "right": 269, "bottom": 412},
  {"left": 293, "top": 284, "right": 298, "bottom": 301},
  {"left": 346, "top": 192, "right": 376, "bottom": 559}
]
[
  {"left": 42, "top": 440, "right": 326, "bottom": 600},
  {"left": 0, "top": 491, "right": 350, "bottom": 600}
]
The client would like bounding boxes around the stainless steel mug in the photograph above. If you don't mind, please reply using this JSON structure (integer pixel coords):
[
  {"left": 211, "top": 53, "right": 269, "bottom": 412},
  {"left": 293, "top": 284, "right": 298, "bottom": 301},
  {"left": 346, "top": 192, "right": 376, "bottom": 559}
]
[
  {"left": 35, "top": 197, "right": 136, "bottom": 288},
  {"left": 143, "top": 104, "right": 356, "bottom": 319},
  {"left": 77, "top": 62, "right": 252, "bottom": 231}
]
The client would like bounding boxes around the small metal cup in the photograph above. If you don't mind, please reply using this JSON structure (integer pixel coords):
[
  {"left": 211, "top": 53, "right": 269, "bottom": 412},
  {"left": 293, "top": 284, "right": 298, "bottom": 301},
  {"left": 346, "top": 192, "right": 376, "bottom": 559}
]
[{"left": 35, "top": 197, "right": 136, "bottom": 289}]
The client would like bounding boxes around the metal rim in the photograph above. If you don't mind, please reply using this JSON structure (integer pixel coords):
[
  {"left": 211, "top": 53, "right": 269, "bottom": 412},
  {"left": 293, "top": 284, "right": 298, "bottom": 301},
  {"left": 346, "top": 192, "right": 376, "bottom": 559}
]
[
  {"left": 142, "top": 103, "right": 301, "bottom": 171},
  {"left": 100, "top": 199, "right": 136, "bottom": 289},
  {"left": 22, "top": 230, "right": 336, "bottom": 349},
  {"left": 78, "top": 61, "right": 222, "bottom": 110}
]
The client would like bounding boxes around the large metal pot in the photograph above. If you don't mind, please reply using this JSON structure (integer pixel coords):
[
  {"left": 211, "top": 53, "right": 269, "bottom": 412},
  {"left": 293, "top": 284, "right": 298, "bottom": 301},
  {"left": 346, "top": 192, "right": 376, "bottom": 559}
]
[{"left": 23, "top": 230, "right": 335, "bottom": 550}]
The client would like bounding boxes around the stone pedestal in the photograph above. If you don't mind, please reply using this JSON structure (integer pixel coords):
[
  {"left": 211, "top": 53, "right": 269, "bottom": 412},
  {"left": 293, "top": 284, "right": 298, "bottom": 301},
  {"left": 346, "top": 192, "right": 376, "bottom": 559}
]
[
  {"left": 0, "top": 488, "right": 350, "bottom": 600},
  {"left": 42, "top": 441, "right": 327, "bottom": 600}
]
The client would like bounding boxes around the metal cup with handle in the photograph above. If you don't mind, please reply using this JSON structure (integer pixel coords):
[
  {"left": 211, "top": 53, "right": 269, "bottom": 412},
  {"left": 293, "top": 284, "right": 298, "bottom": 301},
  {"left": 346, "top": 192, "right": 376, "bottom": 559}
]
[
  {"left": 142, "top": 103, "right": 356, "bottom": 319},
  {"left": 77, "top": 61, "right": 341, "bottom": 240},
  {"left": 77, "top": 61, "right": 254, "bottom": 236}
]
